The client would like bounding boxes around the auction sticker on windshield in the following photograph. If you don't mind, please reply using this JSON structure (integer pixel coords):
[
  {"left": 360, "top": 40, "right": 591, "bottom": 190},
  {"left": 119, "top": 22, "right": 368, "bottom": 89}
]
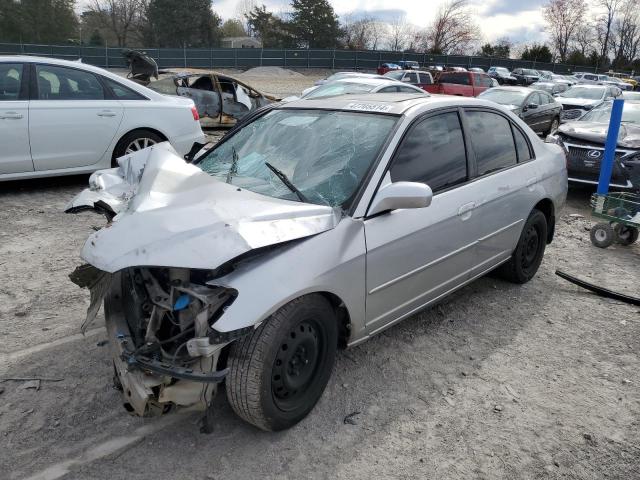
[{"left": 346, "top": 102, "right": 393, "bottom": 112}]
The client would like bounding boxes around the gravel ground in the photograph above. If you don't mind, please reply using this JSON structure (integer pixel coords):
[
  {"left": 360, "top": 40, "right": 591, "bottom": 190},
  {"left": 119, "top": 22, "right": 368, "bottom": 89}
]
[{"left": 1, "top": 73, "right": 639, "bottom": 479}]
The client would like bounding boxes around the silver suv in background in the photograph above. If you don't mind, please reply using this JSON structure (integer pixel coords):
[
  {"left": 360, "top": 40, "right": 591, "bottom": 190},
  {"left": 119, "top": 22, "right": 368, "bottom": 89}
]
[{"left": 68, "top": 94, "right": 567, "bottom": 432}]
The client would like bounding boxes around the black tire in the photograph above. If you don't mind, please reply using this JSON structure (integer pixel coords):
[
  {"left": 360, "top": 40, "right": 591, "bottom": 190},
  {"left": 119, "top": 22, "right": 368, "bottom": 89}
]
[
  {"left": 226, "top": 295, "right": 337, "bottom": 431},
  {"left": 613, "top": 224, "right": 639, "bottom": 245},
  {"left": 546, "top": 116, "right": 560, "bottom": 136},
  {"left": 590, "top": 222, "right": 616, "bottom": 248},
  {"left": 112, "top": 129, "right": 164, "bottom": 166},
  {"left": 498, "top": 209, "right": 548, "bottom": 284}
]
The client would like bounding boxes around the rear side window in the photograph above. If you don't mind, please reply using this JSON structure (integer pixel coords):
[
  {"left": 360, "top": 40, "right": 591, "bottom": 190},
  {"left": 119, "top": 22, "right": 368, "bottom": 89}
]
[
  {"left": 378, "top": 86, "right": 399, "bottom": 93},
  {"left": 513, "top": 127, "right": 532, "bottom": 162},
  {"left": 103, "top": 77, "right": 146, "bottom": 100},
  {"left": 35, "top": 64, "right": 104, "bottom": 100},
  {"left": 465, "top": 110, "right": 517, "bottom": 175},
  {"left": 0, "top": 63, "right": 23, "bottom": 100},
  {"left": 419, "top": 73, "right": 433, "bottom": 84},
  {"left": 390, "top": 112, "right": 467, "bottom": 192},
  {"left": 441, "top": 73, "right": 470, "bottom": 85}
]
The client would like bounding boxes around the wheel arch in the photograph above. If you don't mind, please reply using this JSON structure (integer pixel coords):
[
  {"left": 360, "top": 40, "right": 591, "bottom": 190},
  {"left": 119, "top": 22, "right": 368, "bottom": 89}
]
[
  {"left": 533, "top": 198, "right": 555, "bottom": 244},
  {"left": 111, "top": 127, "right": 169, "bottom": 161}
]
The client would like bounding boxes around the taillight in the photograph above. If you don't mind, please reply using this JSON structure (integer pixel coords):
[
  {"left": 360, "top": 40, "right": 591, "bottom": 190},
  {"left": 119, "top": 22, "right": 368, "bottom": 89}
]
[{"left": 191, "top": 105, "right": 199, "bottom": 121}]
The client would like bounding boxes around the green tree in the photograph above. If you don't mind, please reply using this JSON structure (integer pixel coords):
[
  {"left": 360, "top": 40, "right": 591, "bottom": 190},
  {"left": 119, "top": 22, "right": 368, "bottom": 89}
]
[
  {"left": 520, "top": 43, "right": 553, "bottom": 62},
  {"left": 246, "top": 5, "right": 294, "bottom": 48},
  {"left": 88, "top": 29, "right": 104, "bottom": 46},
  {"left": 289, "top": 0, "right": 341, "bottom": 48},
  {"left": 147, "top": 0, "right": 222, "bottom": 47},
  {"left": 221, "top": 18, "right": 246, "bottom": 37},
  {"left": 2, "top": 0, "right": 78, "bottom": 44}
]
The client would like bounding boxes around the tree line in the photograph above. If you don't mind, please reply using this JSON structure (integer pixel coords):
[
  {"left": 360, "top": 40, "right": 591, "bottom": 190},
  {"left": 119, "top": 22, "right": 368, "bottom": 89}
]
[{"left": 0, "top": 0, "right": 638, "bottom": 71}]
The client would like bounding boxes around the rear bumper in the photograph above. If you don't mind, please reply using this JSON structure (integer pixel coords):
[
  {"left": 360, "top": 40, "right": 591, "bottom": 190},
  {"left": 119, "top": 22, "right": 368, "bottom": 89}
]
[{"left": 171, "top": 130, "right": 207, "bottom": 156}]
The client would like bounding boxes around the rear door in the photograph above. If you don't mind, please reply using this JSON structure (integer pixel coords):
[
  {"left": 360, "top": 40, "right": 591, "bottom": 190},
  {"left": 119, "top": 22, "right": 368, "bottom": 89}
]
[
  {"left": 0, "top": 62, "right": 32, "bottom": 174},
  {"left": 29, "top": 63, "right": 124, "bottom": 171},
  {"left": 364, "top": 110, "right": 477, "bottom": 333},
  {"left": 461, "top": 109, "right": 537, "bottom": 274}
]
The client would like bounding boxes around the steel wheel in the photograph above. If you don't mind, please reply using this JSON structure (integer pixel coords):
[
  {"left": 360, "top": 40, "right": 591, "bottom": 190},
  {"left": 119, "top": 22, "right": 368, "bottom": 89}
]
[
  {"left": 125, "top": 137, "right": 157, "bottom": 154},
  {"left": 521, "top": 224, "right": 541, "bottom": 272},
  {"left": 271, "top": 320, "right": 322, "bottom": 411}
]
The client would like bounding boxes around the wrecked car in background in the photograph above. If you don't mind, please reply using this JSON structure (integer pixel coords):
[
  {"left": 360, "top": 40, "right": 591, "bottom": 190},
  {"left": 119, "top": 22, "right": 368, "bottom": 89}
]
[
  {"left": 67, "top": 94, "right": 566, "bottom": 432},
  {"left": 147, "top": 72, "right": 279, "bottom": 127}
]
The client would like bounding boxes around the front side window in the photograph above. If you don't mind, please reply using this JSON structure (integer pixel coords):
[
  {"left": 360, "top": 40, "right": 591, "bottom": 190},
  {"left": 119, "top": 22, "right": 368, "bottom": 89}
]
[
  {"left": 404, "top": 72, "right": 418, "bottom": 83},
  {"left": 196, "top": 109, "right": 398, "bottom": 207},
  {"left": 35, "top": 64, "right": 104, "bottom": 100},
  {"left": 465, "top": 110, "right": 517, "bottom": 176},
  {"left": 419, "top": 73, "right": 433, "bottom": 84},
  {"left": 0, "top": 63, "right": 23, "bottom": 100},
  {"left": 390, "top": 112, "right": 467, "bottom": 192}
]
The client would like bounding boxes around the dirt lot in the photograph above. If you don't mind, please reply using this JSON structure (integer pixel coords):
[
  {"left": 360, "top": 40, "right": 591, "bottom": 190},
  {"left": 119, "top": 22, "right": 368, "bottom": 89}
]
[{"left": 1, "top": 71, "right": 640, "bottom": 480}]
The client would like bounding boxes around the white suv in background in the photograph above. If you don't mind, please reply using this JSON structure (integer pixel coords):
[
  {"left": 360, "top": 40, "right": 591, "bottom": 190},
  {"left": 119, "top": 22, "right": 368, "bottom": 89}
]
[{"left": 0, "top": 56, "right": 205, "bottom": 181}]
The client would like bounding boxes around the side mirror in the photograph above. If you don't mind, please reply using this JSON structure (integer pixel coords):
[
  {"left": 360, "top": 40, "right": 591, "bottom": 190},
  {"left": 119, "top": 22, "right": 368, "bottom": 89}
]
[
  {"left": 368, "top": 182, "right": 433, "bottom": 216},
  {"left": 527, "top": 103, "right": 539, "bottom": 110}
]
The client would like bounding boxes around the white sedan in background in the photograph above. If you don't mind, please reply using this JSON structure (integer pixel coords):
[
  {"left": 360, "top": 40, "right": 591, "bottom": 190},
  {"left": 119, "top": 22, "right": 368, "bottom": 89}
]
[{"left": 0, "top": 56, "right": 205, "bottom": 181}]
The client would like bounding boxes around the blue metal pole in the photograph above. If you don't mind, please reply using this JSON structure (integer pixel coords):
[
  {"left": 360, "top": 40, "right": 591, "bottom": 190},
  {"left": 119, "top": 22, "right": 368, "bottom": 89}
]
[{"left": 596, "top": 98, "right": 625, "bottom": 194}]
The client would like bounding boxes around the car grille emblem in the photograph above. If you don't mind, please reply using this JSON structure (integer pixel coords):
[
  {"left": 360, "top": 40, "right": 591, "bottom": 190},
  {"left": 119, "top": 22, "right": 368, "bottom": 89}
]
[{"left": 587, "top": 150, "right": 602, "bottom": 158}]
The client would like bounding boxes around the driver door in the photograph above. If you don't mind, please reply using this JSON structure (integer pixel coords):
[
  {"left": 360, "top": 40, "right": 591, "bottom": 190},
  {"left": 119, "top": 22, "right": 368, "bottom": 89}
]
[{"left": 364, "top": 110, "right": 477, "bottom": 334}]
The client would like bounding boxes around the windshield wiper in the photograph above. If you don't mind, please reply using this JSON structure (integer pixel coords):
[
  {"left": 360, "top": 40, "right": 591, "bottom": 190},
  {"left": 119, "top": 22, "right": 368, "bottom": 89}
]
[
  {"left": 264, "top": 162, "right": 308, "bottom": 203},
  {"left": 226, "top": 147, "right": 239, "bottom": 184}
]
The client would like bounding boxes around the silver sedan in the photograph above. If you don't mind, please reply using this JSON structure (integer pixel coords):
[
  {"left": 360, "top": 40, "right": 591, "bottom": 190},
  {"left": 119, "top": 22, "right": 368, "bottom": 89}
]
[{"left": 68, "top": 93, "right": 567, "bottom": 431}]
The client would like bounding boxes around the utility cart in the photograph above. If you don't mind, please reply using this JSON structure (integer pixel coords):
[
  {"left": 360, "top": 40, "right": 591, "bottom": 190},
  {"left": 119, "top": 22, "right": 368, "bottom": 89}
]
[{"left": 589, "top": 192, "right": 640, "bottom": 248}]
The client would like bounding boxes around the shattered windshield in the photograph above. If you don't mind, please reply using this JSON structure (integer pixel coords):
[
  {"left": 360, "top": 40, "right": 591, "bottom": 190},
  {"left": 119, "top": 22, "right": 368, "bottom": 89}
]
[
  {"left": 195, "top": 109, "right": 398, "bottom": 207},
  {"left": 580, "top": 102, "right": 640, "bottom": 124},
  {"left": 304, "top": 82, "right": 377, "bottom": 99}
]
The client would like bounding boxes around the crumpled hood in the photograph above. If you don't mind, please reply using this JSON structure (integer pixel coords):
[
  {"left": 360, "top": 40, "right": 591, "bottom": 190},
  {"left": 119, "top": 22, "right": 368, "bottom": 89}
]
[
  {"left": 66, "top": 143, "right": 341, "bottom": 273},
  {"left": 558, "top": 121, "right": 640, "bottom": 148}
]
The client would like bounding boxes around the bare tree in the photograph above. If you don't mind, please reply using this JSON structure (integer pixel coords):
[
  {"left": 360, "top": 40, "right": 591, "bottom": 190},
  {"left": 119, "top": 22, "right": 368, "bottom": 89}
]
[
  {"left": 610, "top": 0, "right": 640, "bottom": 68},
  {"left": 235, "top": 0, "right": 257, "bottom": 35},
  {"left": 543, "top": 0, "right": 587, "bottom": 62},
  {"left": 573, "top": 23, "right": 594, "bottom": 55},
  {"left": 342, "top": 14, "right": 379, "bottom": 50},
  {"left": 87, "top": 0, "right": 146, "bottom": 47},
  {"left": 385, "top": 16, "right": 414, "bottom": 51},
  {"left": 593, "top": 0, "right": 622, "bottom": 65},
  {"left": 422, "top": 0, "right": 480, "bottom": 54}
]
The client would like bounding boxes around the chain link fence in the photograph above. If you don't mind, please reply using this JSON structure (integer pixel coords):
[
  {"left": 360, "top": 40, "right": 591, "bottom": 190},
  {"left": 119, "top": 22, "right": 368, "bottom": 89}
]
[{"left": 0, "top": 42, "right": 625, "bottom": 75}]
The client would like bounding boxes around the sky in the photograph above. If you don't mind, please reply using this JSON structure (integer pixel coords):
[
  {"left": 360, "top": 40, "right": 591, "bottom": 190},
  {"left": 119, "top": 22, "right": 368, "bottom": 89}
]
[{"left": 213, "top": 0, "right": 550, "bottom": 44}]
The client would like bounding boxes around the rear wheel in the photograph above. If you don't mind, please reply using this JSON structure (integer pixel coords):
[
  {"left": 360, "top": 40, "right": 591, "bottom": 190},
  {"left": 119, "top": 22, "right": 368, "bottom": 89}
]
[
  {"left": 590, "top": 222, "right": 616, "bottom": 248},
  {"left": 112, "top": 129, "right": 164, "bottom": 166},
  {"left": 226, "top": 295, "right": 337, "bottom": 431},
  {"left": 498, "top": 209, "right": 548, "bottom": 284},
  {"left": 613, "top": 224, "right": 639, "bottom": 245}
]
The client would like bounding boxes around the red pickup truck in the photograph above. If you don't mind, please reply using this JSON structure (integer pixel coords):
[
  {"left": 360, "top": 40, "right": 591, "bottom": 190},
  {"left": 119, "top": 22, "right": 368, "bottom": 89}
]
[{"left": 423, "top": 71, "right": 494, "bottom": 96}]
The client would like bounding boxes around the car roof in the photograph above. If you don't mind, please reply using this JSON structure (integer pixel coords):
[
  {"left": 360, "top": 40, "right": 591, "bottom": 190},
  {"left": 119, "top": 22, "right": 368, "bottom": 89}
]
[
  {"left": 279, "top": 93, "right": 507, "bottom": 116},
  {"left": 486, "top": 86, "right": 535, "bottom": 94},
  {"left": 568, "top": 84, "right": 606, "bottom": 88},
  {"left": 386, "top": 69, "right": 432, "bottom": 75}
]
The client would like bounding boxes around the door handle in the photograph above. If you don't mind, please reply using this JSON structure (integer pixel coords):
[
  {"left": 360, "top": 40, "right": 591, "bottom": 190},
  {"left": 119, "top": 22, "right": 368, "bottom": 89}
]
[
  {"left": 0, "top": 112, "right": 23, "bottom": 119},
  {"left": 526, "top": 177, "right": 538, "bottom": 190},
  {"left": 97, "top": 110, "right": 116, "bottom": 117},
  {"left": 457, "top": 202, "right": 476, "bottom": 220}
]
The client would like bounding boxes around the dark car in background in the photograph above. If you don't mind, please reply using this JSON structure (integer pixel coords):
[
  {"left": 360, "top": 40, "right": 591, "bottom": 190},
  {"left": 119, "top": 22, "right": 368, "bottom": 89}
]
[
  {"left": 556, "top": 84, "right": 622, "bottom": 121},
  {"left": 478, "top": 86, "right": 562, "bottom": 135},
  {"left": 512, "top": 68, "right": 540, "bottom": 85},
  {"left": 384, "top": 70, "right": 434, "bottom": 90},
  {"left": 396, "top": 60, "right": 420, "bottom": 70},
  {"left": 487, "top": 66, "right": 518, "bottom": 85},
  {"left": 550, "top": 101, "right": 640, "bottom": 189}
]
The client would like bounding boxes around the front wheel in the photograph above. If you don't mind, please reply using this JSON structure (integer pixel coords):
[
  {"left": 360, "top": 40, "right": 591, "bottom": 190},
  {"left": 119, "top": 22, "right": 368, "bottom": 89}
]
[
  {"left": 226, "top": 295, "right": 337, "bottom": 431},
  {"left": 590, "top": 222, "right": 616, "bottom": 248},
  {"left": 498, "top": 209, "right": 548, "bottom": 284}
]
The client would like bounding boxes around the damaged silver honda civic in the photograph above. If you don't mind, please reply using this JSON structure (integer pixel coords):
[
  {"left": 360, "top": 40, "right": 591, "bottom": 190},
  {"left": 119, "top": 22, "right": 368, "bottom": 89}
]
[{"left": 67, "top": 93, "right": 567, "bottom": 431}]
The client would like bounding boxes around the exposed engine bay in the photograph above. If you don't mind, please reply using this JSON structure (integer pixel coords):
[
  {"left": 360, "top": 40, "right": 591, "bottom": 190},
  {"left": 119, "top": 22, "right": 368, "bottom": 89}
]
[{"left": 71, "top": 264, "right": 246, "bottom": 419}]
